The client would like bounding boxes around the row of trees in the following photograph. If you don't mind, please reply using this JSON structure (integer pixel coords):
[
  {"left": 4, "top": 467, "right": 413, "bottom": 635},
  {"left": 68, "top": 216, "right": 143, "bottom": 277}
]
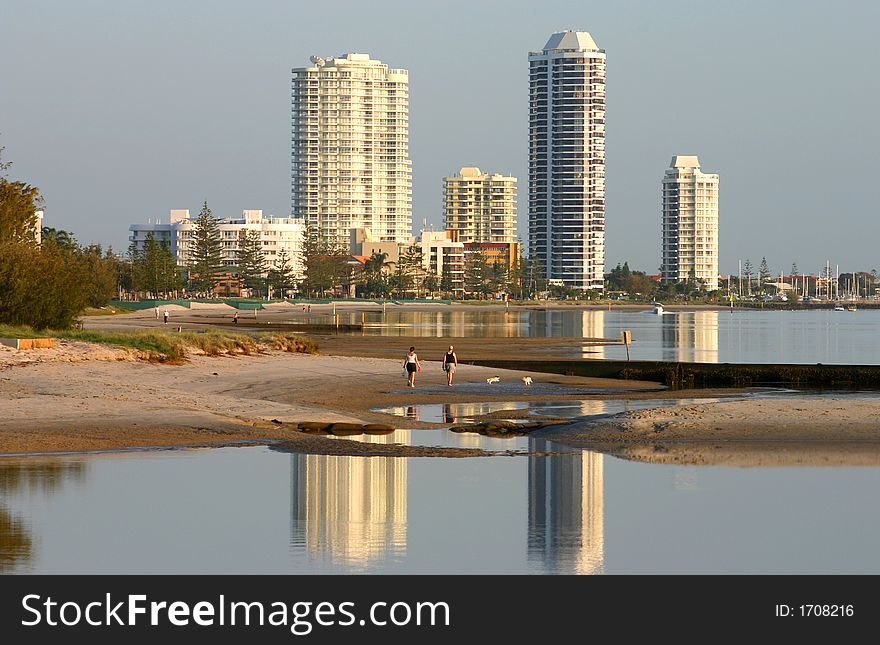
[{"left": 1, "top": 144, "right": 118, "bottom": 327}]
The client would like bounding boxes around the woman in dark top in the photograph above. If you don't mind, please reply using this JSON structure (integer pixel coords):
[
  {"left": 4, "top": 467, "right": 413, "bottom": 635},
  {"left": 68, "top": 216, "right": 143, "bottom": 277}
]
[{"left": 442, "top": 345, "right": 457, "bottom": 386}]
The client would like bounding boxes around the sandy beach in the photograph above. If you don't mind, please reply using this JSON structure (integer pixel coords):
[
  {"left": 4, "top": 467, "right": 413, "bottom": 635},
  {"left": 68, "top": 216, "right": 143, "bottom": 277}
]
[{"left": 0, "top": 335, "right": 659, "bottom": 455}]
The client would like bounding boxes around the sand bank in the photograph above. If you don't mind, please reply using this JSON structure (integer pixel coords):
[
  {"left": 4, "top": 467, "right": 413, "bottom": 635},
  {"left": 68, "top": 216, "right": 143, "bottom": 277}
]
[{"left": 539, "top": 397, "right": 880, "bottom": 466}]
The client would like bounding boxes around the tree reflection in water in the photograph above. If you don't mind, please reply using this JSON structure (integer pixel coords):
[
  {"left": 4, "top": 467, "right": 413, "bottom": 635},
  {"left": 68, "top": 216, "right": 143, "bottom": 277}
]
[{"left": 0, "top": 461, "right": 87, "bottom": 572}]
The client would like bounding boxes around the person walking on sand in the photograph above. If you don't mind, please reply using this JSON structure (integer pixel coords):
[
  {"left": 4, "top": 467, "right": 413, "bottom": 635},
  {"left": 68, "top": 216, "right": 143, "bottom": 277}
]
[
  {"left": 163, "top": 309, "right": 169, "bottom": 325},
  {"left": 403, "top": 346, "right": 421, "bottom": 388},
  {"left": 233, "top": 311, "right": 239, "bottom": 324},
  {"left": 442, "top": 345, "right": 458, "bottom": 386},
  {"left": 154, "top": 306, "right": 160, "bottom": 320}
]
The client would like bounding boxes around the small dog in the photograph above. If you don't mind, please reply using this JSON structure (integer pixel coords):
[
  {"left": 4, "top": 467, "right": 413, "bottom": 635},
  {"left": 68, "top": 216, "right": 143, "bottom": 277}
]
[
  {"left": 522, "top": 376, "right": 533, "bottom": 386},
  {"left": 486, "top": 376, "right": 501, "bottom": 384}
]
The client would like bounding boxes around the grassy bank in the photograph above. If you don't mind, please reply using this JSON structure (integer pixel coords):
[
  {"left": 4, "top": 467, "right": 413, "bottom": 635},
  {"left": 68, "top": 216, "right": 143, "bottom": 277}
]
[
  {"left": 80, "top": 304, "right": 133, "bottom": 316},
  {"left": 0, "top": 325, "right": 318, "bottom": 363}
]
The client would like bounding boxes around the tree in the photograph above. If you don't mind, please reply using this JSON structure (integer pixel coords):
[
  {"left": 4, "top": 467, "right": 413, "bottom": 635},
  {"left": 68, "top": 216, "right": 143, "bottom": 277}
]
[
  {"left": 522, "top": 256, "right": 547, "bottom": 299},
  {"left": 507, "top": 252, "right": 524, "bottom": 299},
  {"left": 390, "top": 248, "right": 415, "bottom": 298},
  {"left": 235, "top": 229, "right": 267, "bottom": 298},
  {"left": 742, "top": 259, "right": 753, "bottom": 295},
  {"left": 143, "top": 235, "right": 180, "bottom": 298},
  {"left": 759, "top": 257, "right": 772, "bottom": 291},
  {"left": 464, "top": 248, "right": 490, "bottom": 298},
  {"left": 299, "top": 225, "right": 349, "bottom": 297},
  {"left": 440, "top": 259, "right": 454, "bottom": 296},
  {"left": 489, "top": 258, "right": 510, "bottom": 295},
  {"left": 187, "top": 201, "right": 223, "bottom": 293},
  {"left": 40, "top": 227, "right": 77, "bottom": 250},
  {"left": 360, "top": 251, "right": 390, "bottom": 298},
  {"left": 0, "top": 178, "right": 42, "bottom": 245},
  {"left": 398, "top": 245, "right": 425, "bottom": 298},
  {"left": 0, "top": 142, "right": 11, "bottom": 177},
  {"left": 267, "top": 248, "right": 297, "bottom": 299}
]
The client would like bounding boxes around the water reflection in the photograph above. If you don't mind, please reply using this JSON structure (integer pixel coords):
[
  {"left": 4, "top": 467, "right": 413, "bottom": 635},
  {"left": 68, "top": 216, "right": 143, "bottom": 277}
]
[
  {"left": 0, "top": 460, "right": 87, "bottom": 572},
  {"left": 528, "top": 439, "right": 605, "bottom": 575},
  {"left": 661, "top": 311, "right": 719, "bottom": 363},
  {"left": 289, "top": 413, "right": 608, "bottom": 574},
  {"left": 290, "top": 436, "right": 408, "bottom": 571},
  {"left": 354, "top": 309, "right": 608, "bottom": 350}
]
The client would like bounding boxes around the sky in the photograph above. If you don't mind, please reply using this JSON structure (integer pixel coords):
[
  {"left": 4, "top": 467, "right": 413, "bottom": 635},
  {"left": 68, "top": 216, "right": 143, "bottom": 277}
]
[{"left": 1, "top": 0, "right": 878, "bottom": 276}]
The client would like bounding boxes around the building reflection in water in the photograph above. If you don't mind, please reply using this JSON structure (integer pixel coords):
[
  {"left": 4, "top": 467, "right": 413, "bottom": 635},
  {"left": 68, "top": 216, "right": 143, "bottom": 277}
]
[
  {"left": 290, "top": 432, "right": 409, "bottom": 570},
  {"left": 526, "top": 310, "right": 606, "bottom": 358},
  {"left": 661, "top": 311, "right": 718, "bottom": 363},
  {"left": 0, "top": 460, "right": 87, "bottom": 573},
  {"left": 528, "top": 438, "right": 605, "bottom": 574},
  {"left": 359, "top": 310, "right": 529, "bottom": 338}
]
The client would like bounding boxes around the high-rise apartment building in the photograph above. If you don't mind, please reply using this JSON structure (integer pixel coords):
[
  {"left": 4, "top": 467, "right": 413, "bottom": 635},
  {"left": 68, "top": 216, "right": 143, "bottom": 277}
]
[
  {"left": 291, "top": 53, "right": 412, "bottom": 247},
  {"left": 661, "top": 156, "right": 719, "bottom": 290},
  {"left": 529, "top": 31, "right": 606, "bottom": 290},
  {"left": 443, "top": 167, "right": 517, "bottom": 244}
]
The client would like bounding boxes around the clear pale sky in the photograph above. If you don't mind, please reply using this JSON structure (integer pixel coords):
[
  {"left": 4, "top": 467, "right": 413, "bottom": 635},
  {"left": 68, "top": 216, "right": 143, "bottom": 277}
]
[{"left": 1, "top": 0, "right": 878, "bottom": 276}]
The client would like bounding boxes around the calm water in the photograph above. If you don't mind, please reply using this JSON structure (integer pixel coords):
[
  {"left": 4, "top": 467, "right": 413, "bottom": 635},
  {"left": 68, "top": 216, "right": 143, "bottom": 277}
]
[
  {"left": 3, "top": 444, "right": 880, "bottom": 574},
  {"left": 328, "top": 308, "right": 880, "bottom": 364}
]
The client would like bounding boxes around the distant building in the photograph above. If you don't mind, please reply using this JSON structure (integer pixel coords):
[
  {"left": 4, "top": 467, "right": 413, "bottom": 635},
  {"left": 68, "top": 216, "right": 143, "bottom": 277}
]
[
  {"left": 349, "top": 227, "right": 464, "bottom": 295},
  {"left": 443, "top": 167, "right": 517, "bottom": 244},
  {"left": 463, "top": 241, "right": 521, "bottom": 272},
  {"left": 416, "top": 230, "right": 464, "bottom": 296},
  {"left": 291, "top": 53, "right": 412, "bottom": 247},
  {"left": 529, "top": 31, "right": 606, "bottom": 290},
  {"left": 350, "top": 227, "right": 402, "bottom": 265},
  {"left": 129, "top": 209, "right": 305, "bottom": 276},
  {"left": 34, "top": 209, "right": 43, "bottom": 244},
  {"left": 661, "top": 156, "right": 719, "bottom": 290}
]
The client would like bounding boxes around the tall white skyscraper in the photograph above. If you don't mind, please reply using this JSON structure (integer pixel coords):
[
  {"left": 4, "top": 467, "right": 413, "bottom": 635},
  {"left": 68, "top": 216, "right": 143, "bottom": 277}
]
[
  {"left": 529, "top": 31, "right": 606, "bottom": 290},
  {"left": 291, "top": 53, "right": 412, "bottom": 247},
  {"left": 661, "top": 156, "right": 719, "bottom": 290}
]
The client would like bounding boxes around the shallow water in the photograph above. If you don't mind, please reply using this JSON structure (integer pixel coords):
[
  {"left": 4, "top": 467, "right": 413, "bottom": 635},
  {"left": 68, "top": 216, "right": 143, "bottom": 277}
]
[
  {"left": 327, "top": 308, "right": 880, "bottom": 364},
  {"left": 3, "top": 445, "right": 880, "bottom": 574}
]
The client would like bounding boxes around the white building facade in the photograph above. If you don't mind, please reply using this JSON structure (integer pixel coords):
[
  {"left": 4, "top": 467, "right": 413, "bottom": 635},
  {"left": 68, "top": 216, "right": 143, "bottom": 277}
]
[
  {"left": 443, "top": 167, "right": 517, "bottom": 244},
  {"left": 129, "top": 209, "right": 305, "bottom": 276},
  {"left": 291, "top": 53, "right": 412, "bottom": 247},
  {"left": 416, "top": 230, "right": 464, "bottom": 295},
  {"left": 529, "top": 31, "right": 606, "bottom": 290},
  {"left": 661, "top": 156, "right": 719, "bottom": 290}
]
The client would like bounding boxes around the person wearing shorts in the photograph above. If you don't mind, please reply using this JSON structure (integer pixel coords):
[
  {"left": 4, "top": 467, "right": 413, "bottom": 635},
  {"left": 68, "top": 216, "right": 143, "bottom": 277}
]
[
  {"left": 403, "top": 346, "right": 421, "bottom": 388},
  {"left": 442, "top": 345, "right": 457, "bottom": 386}
]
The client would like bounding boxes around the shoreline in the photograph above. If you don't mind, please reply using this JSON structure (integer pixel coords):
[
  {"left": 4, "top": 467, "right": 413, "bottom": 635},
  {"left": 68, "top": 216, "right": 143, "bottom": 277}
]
[
  {"left": 0, "top": 339, "right": 664, "bottom": 456},
  {"left": 3, "top": 311, "right": 880, "bottom": 462}
]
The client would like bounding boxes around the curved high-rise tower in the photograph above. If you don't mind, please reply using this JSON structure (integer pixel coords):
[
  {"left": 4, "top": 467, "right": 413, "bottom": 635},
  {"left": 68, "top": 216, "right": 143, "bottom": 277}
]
[{"left": 529, "top": 31, "right": 606, "bottom": 290}]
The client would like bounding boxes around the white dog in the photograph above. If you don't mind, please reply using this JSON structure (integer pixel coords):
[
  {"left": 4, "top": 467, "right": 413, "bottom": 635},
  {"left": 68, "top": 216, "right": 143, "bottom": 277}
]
[
  {"left": 486, "top": 376, "right": 501, "bottom": 384},
  {"left": 521, "top": 376, "right": 533, "bottom": 386}
]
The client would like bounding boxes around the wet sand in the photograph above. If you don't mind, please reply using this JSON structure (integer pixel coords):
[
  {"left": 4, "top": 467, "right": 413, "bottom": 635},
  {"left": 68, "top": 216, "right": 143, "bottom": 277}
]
[{"left": 539, "top": 398, "right": 880, "bottom": 465}]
